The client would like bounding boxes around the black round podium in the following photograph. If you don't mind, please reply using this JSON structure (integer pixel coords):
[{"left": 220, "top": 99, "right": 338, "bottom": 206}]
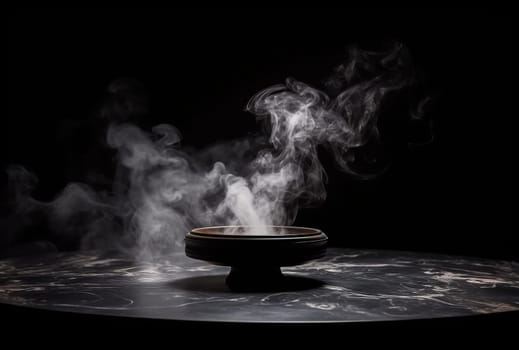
[{"left": 1, "top": 248, "right": 518, "bottom": 325}]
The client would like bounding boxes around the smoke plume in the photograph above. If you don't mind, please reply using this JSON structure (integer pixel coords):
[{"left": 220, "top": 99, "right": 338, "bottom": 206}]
[{"left": 5, "top": 42, "right": 429, "bottom": 260}]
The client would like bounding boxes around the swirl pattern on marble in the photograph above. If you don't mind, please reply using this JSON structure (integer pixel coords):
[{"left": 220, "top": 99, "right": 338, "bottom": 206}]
[{"left": 0, "top": 249, "right": 518, "bottom": 322}]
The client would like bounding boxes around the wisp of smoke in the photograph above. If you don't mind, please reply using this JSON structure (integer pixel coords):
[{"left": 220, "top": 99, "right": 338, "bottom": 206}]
[{"left": 5, "top": 43, "right": 429, "bottom": 261}]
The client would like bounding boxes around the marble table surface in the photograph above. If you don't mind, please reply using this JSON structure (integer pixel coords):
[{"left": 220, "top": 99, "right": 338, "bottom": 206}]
[{"left": 0, "top": 248, "right": 518, "bottom": 323}]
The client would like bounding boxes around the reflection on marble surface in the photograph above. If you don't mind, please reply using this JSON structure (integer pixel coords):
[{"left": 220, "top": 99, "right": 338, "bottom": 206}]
[{"left": 0, "top": 248, "right": 518, "bottom": 322}]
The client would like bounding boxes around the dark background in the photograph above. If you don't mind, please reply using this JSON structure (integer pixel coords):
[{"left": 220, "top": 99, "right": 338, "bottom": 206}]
[{"left": 6, "top": 7, "right": 518, "bottom": 260}]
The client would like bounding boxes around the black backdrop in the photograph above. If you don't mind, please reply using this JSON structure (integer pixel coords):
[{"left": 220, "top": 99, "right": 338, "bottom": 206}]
[{"left": 6, "top": 8, "right": 518, "bottom": 260}]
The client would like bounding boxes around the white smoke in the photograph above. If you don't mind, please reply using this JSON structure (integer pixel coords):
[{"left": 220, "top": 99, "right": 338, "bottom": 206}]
[{"left": 5, "top": 42, "right": 428, "bottom": 261}]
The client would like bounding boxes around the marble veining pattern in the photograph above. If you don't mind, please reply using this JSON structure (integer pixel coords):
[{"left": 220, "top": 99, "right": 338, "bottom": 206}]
[{"left": 0, "top": 248, "right": 518, "bottom": 322}]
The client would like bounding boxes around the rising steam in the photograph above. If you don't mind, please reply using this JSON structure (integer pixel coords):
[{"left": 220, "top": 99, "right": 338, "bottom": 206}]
[{"left": 5, "top": 43, "right": 428, "bottom": 260}]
